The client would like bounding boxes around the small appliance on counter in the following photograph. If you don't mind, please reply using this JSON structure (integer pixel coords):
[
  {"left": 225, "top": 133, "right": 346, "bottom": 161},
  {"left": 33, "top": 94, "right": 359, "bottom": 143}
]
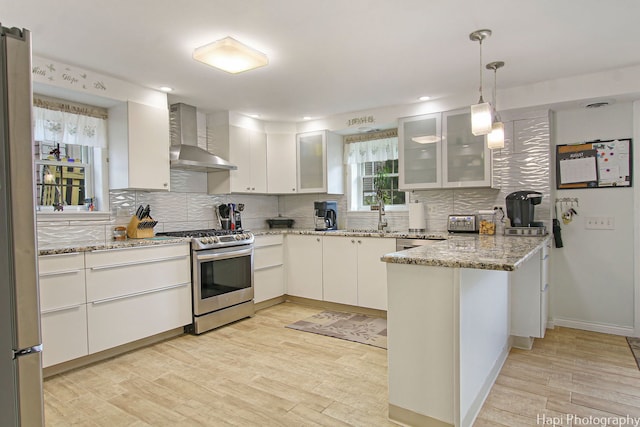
[
  {"left": 504, "top": 191, "right": 547, "bottom": 236},
  {"left": 408, "top": 201, "right": 426, "bottom": 233},
  {"left": 266, "top": 216, "right": 295, "bottom": 229},
  {"left": 447, "top": 214, "right": 478, "bottom": 233},
  {"left": 314, "top": 201, "right": 338, "bottom": 231}
]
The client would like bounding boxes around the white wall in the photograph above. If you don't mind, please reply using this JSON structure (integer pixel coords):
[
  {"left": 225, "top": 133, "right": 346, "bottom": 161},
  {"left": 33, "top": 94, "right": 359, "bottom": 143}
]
[{"left": 551, "top": 102, "right": 634, "bottom": 334}]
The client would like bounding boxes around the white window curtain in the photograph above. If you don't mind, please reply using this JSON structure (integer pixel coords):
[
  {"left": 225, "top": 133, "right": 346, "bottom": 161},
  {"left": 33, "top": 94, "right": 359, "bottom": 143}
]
[
  {"left": 33, "top": 106, "right": 107, "bottom": 148},
  {"left": 344, "top": 137, "right": 398, "bottom": 165}
]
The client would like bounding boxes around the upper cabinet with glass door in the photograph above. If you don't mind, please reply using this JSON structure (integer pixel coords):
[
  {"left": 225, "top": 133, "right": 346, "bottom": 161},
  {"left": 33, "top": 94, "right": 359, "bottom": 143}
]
[
  {"left": 296, "top": 130, "right": 344, "bottom": 194},
  {"left": 398, "top": 113, "right": 442, "bottom": 190},
  {"left": 442, "top": 109, "right": 491, "bottom": 188}
]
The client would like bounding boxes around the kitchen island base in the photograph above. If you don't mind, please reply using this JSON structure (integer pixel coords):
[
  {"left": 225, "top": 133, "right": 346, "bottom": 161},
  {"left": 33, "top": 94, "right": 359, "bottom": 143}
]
[{"left": 387, "top": 263, "right": 510, "bottom": 427}]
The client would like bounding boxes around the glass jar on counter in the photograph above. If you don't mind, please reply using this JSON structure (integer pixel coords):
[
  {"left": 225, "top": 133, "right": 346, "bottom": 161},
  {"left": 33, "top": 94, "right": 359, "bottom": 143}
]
[{"left": 478, "top": 210, "right": 496, "bottom": 235}]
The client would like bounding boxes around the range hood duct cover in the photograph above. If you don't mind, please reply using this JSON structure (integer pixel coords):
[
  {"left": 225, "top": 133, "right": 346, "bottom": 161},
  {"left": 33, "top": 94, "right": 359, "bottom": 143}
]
[{"left": 169, "top": 103, "right": 237, "bottom": 171}]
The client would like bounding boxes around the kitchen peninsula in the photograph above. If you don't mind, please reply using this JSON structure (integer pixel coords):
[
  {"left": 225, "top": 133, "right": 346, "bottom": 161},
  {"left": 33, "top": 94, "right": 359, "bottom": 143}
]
[{"left": 382, "top": 234, "right": 550, "bottom": 427}]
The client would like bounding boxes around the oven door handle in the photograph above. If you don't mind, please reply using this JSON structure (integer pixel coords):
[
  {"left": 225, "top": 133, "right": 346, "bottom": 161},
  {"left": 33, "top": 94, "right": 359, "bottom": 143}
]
[{"left": 196, "top": 246, "right": 253, "bottom": 262}]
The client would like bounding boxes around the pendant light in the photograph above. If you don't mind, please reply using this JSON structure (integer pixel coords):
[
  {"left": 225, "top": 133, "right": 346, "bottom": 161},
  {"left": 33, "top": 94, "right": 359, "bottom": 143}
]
[
  {"left": 469, "top": 29, "right": 493, "bottom": 136},
  {"left": 486, "top": 61, "right": 505, "bottom": 149}
]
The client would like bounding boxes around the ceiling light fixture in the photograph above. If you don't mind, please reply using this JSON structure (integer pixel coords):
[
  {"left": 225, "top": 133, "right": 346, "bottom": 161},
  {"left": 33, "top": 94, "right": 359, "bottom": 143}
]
[
  {"left": 159, "top": 86, "right": 173, "bottom": 92},
  {"left": 418, "top": 96, "right": 431, "bottom": 101},
  {"left": 302, "top": 116, "right": 312, "bottom": 120},
  {"left": 486, "top": 61, "right": 505, "bottom": 149},
  {"left": 193, "top": 36, "right": 268, "bottom": 74},
  {"left": 469, "top": 29, "right": 493, "bottom": 136}
]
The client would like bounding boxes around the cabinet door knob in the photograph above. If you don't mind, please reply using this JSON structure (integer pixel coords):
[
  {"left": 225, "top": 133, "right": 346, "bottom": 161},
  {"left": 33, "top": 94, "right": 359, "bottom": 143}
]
[
  {"left": 357, "top": 240, "right": 362, "bottom": 244},
  {"left": 351, "top": 239, "right": 355, "bottom": 243},
  {"left": 292, "top": 188, "right": 296, "bottom": 192},
  {"left": 251, "top": 187, "right": 255, "bottom": 191},
  {"left": 316, "top": 238, "right": 320, "bottom": 242},
  {"left": 163, "top": 183, "right": 168, "bottom": 187}
]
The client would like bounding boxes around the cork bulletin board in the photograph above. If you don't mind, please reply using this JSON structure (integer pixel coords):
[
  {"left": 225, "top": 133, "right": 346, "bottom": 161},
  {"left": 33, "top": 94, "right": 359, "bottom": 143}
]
[{"left": 556, "top": 138, "right": 632, "bottom": 189}]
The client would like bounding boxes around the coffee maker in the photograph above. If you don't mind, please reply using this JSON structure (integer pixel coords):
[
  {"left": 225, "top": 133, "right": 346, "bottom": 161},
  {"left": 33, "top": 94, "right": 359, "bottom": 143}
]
[
  {"left": 506, "top": 191, "right": 542, "bottom": 227},
  {"left": 314, "top": 201, "right": 338, "bottom": 231}
]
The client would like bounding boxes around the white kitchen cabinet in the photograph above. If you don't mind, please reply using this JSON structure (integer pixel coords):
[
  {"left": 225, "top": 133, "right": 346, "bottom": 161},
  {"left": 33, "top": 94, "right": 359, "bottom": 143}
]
[
  {"left": 38, "top": 252, "right": 88, "bottom": 368},
  {"left": 267, "top": 133, "right": 298, "bottom": 194},
  {"left": 398, "top": 110, "right": 492, "bottom": 190},
  {"left": 285, "top": 234, "right": 323, "bottom": 300},
  {"left": 322, "top": 237, "right": 359, "bottom": 305},
  {"left": 108, "top": 101, "right": 170, "bottom": 191},
  {"left": 254, "top": 234, "right": 285, "bottom": 303},
  {"left": 85, "top": 244, "right": 191, "bottom": 353},
  {"left": 510, "top": 243, "right": 549, "bottom": 338},
  {"left": 296, "top": 130, "right": 344, "bottom": 194},
  {"left": 208, "top": 125, "right": 267, "bottom": 194},
  {"left": 442, "top": 109, "right": 491, "bottom": 188},
  {"left": 321, "top": 236, "right": 395, "bottom": 309},
  {"left": 398, "top": 113, "right": 442, "bottom": 190},
  {"left": 356, "top": 237, "right": 396, "bottom": 310}
]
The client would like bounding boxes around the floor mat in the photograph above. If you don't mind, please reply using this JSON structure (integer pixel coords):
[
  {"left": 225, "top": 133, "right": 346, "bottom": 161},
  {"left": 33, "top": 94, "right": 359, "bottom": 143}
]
[{"left": 286, "top": 310, "right": 387, "bottom": 349}]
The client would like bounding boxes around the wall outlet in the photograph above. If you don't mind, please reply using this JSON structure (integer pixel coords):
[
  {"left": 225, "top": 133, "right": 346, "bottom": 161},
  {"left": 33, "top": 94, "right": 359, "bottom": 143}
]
[
  {"left": 585, "top": 216, "right": 615, "bottom": 230},
  {"left": 427, "top": 205, "right": 437, "bottom": 214}
]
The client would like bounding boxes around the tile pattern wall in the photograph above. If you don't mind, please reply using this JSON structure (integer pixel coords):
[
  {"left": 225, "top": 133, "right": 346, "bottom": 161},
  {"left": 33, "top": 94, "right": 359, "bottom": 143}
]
[
  {"left": 36, "top": 111, "right": 550, "bottom": 247},
  {"left": 279, "top": 111, "right": 551, "bottom": 233}
]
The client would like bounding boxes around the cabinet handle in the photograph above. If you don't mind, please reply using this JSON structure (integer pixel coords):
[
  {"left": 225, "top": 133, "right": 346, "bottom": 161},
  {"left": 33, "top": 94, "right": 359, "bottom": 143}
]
[
  {"left": 292, "top": 188, "right": 296, "bottom": 192},
  {"left": 351, "top": 239, "right": 355, "bottom": 243},
  {"left": 163, "top": 183, "right": 168, "bottom": 187},
  {"left": 39, "top": 269, "right": 83, "bottom": 277},
  {"left": 357, "top": 240, "right": 362, "bottom": 244},
  {"left": 251, "top": 187, "right": 255, "bottom": 191},
  {"left": 90, "top": 282, "right": 189, "bottom": 305},
  {"left": 316, "top": 238, "right": 320, "bottom": 242},
  {"left": 41, "top": 304, "right": 82, "bottom": 315},
  {"left": 89, "top": 254, "right": 189, "bottom": 270}
]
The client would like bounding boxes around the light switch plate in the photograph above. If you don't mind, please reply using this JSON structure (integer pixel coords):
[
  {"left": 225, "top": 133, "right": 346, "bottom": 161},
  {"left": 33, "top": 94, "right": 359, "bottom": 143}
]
[{"left": 585, "top": 216, "right": 615, "bottom": 230}]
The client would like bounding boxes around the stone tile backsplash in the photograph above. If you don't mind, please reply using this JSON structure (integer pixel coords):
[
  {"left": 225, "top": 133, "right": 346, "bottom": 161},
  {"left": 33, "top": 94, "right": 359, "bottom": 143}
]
[{"left": 36, "top": 111, "right": 550, "bottom": 248}]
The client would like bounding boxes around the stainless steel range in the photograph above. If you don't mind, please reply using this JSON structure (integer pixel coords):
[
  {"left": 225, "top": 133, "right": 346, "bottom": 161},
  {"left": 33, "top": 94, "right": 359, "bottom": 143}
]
[{"left": 158, "top": 229, "right": 255, "bottom": 334}]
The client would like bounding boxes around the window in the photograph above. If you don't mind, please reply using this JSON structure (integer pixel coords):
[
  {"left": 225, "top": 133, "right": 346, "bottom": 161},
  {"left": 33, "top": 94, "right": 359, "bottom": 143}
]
[
  {"left": 33, "top": 95, "right": 108, "bottom": 213},
  {"left": 344, "top": 130, "right": 406, "bottom": 211},
  {"left": 361, "top": 159, "right": 405, "bottom": 207}
]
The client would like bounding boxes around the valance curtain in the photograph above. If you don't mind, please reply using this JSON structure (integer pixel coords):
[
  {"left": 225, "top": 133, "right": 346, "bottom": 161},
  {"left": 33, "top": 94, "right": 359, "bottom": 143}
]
[
  {"left": 33, "top": 104, "right": 107, "bottom": 149},
  {"left": 344, "top": 137, "right": 398, "bottom": 165}
]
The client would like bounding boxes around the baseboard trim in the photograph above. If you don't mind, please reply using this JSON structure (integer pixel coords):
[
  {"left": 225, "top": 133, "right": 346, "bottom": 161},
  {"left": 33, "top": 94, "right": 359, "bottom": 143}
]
[
  {"left": 254, "top": 296, "right": 287, "bottom": 311},
  {"left": 553, "top": 318, "right": 634, "bottom": 337},
  {"left": 43, "top": 327, "right": 185, "bottom": 378},
  {"left": 388, "top": 404, "right": 453, "bottom": 427},
  {"left": 283, "top": 295, "right": 387, "bottom": 318}
]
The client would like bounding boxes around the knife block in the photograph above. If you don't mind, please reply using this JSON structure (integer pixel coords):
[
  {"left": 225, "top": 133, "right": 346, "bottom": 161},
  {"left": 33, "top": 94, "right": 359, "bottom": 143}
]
[{"left": 126, "top": 216, "right": 155, "bottom": 239}]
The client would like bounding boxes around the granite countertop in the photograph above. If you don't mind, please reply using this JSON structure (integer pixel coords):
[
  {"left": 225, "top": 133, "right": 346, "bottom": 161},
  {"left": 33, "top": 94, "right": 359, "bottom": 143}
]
[
  {"left": 38, "top": 236, "right": 190, "bottom": 256},
  {"left": 381, "top": 234, "right": 551, "bottom": 271},
  {"left": 252, "top": 228, "right": 448, "bottom": 240}
]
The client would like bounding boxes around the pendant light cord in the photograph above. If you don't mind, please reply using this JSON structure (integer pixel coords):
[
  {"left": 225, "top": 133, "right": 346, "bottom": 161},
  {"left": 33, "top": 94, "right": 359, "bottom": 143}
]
[{"left": 478, "top": 39, "right": 484, "bottom": 103}]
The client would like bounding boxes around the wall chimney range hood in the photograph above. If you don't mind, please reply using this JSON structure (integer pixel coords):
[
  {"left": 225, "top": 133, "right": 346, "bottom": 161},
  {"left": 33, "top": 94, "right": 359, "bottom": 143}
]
[{"left": 169, "top": 103, "right": 237, "bottom": 171}]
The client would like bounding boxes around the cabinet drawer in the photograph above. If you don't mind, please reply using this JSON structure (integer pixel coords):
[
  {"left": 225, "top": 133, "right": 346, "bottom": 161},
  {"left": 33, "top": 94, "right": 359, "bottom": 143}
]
[
  {"left": 87, "top": 283, "right": 191, "bottom": 353},
  {"left": 38, "top": 252, "right": 84, "bottom": 274},
  {"left": 39, "top": 270, "right": 86, "bottom": 312},
  {"left": 41, "top": 304, "right": 88, "bottom": 367},
  {"left": 254, "top": 234, "right": 284, "bottom": 248},
  {"left": 85, "top": 243, "right": 189, "bottom": 268},
  {"left": 255, "top": 266, "right": 285, "bottom": 303},
  {"left": 86, "top": 255, "right": 190, "bottom": 302},
  {"left": 255, "top": 244, "right": 283, "bottom": 270}
]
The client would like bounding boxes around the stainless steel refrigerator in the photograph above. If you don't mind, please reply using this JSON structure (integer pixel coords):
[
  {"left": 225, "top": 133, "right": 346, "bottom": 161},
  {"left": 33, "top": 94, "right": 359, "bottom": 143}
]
[{"left": 0, "top": 24, "right": 45, "bottom": 426}]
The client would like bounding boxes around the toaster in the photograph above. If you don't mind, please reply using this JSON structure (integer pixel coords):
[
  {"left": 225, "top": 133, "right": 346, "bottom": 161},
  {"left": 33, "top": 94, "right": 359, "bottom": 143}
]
[{"left": 447, "top": 214, "right": 479, "bottom": 233}]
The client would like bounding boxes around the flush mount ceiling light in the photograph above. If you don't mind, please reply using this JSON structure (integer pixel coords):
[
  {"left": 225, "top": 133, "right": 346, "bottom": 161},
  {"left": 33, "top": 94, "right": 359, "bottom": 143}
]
[
  {"left": 469, "top": 29, "right": 493, "bottom": 136},
  {"left": 193, "top": 36, "right": 268, "bottom": 74},
  {"left": 159, "top": 86, "right": 174, "bottom": 92},
  {"left": 486, "top": 61, "right": 505, "bottom": 149}
]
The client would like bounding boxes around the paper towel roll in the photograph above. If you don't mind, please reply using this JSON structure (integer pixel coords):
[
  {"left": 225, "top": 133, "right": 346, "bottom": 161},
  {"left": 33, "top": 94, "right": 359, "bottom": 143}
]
[{"left": 409, "top": 202, "right": 426, "bottom": 232}]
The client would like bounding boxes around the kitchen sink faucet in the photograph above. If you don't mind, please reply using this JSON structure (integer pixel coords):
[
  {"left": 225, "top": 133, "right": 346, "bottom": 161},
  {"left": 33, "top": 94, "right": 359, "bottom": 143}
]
[{"left": 378, "top": 199, "right": 388, "bottom": 231}]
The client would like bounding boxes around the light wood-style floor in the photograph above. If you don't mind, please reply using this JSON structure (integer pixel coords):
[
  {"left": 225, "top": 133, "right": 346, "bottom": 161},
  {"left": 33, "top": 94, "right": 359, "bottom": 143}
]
[{"left": 43, "top": 302, "right": 640, "bottom": 426}]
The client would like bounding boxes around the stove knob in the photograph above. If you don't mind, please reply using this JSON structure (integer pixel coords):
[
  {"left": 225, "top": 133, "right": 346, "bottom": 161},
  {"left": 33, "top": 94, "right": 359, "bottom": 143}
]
[
  {"left": 202, "top": 237, "right": 211, "bottom": 244},
  {"left": 212, "top": 236, "right": 220, "bottom": 243}
]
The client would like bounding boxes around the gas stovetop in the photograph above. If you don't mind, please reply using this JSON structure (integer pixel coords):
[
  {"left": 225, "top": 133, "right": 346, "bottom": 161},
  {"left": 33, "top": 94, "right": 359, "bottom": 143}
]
[{"left": 157, "top": 229, "right": 254, "bottom": 250}]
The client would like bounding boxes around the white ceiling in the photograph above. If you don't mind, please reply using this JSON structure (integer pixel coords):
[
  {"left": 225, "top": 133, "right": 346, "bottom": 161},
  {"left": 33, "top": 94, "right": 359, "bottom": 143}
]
[{"left": 3, "top": 0, "right": 640, "bottom": 123}]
